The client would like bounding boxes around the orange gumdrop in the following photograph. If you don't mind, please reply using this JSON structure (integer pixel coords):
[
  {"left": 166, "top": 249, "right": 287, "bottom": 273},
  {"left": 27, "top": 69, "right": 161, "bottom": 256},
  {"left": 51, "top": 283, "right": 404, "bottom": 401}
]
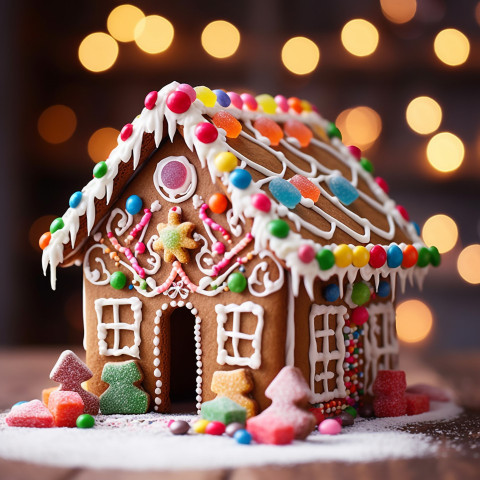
[
  {"left": 208, "top": 193, "right": 228, "bottom": 214},
  {"left": 39, "top": 232, "right": 51, "bottom": 250},
  {"left": 212, "top": 111, "right": 242, "bottom": 138},
  {"left": 253, "top": 117, "right": 284, "bottom": 146},
  {"left": 289, "top": 174, "right": 320, "bottom": 202},
  {"left": 283, "top": 119, "right": 313, "bottom": 148},
  {"left": 288, "top": 97, "right": 302, "bottom": 114}
]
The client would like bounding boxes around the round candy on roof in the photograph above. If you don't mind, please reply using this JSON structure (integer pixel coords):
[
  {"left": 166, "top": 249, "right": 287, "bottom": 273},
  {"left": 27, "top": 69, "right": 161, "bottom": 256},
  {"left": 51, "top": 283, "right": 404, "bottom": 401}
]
[
  {"left": 208, "top": 193, "right": 228, "bottom": 214},
  {"left": 326, "top": 122, "right": 342, "bottom": 140},
  {"left": 194, "top": 86, "right": 217, "bottom": 107},
  {"left": 275, "top": 94, "right": 289, "bottom": 113},
  {"left": 402, "top": 245, "right": 418, "bottom": 268},
  {"left": 234, "top": 429, "right": 252, "bottom": 444},
  {"left": 195, "top": 122, "right": 218, "bottom": 143},
  {"left": 377, "top": 280, "right": 391, "bottom": 298},
  {"left": 241, "top": 93, "right": 257, "bottom": 111},
  {"left": 347, "top": 145, "right": 362, "bottom": 160},
  {"left": 429, "top": 246, "right": 441, "bottom": 267},
  {"left": 416, "top": 247, "right": 431, "bottom": 267},
  {"left": 256, "top": 94, "right": 277, "bottom": 114},
  {"left": 369, "top": 245, "right": 387, "bottom": 268},
  {"left": 227, "top": 91, "right": 243, "bottom": 109},
  {"left": 125, "top": 195, "right": 143, "bottom": 215},
  {"left": 213, "top": 89, "right": 231, "bottom": 107},
  {"left": 298, "top": 244, "right": 315, "bottom": 263},
  {"left": 268, "top": 177, "right": 301, "bottom": 209},
  {"left": 39, "top": 232, "right": 51, "bottom": 250},
  {"left": 166, "top": 90, "right": 191, "bottom": 114},
  {"left": 144, "top": 91, "right": 158, "bottom": 110},
  {"left": 120, "top": 123, "right": 133, "bottom": 141},
  {"left": 215, "top": 151, "right": 238, "bottom": 172},
  {"left": 251, "top": 193, "right": 271, "bottom": 213},
  {"left": 50, "top": 218, "right": 64, "bottom": 234},
  {"left": 334, "top": 244, "right": 353, "bottom": 268},
  {"left": 93, "top": 161, "right": 108, "bottom": 179},
  {"left": 360, "top": 157, "right": 374, "bottom": 174},
  {"left": 69, "top": 191, "right": 83, "bottom": 209},
  {"left": 387, "top": 244, "right": 403, "bottom": 268},
  {"left": 375, "top": 176, "right": 389, "bottom": 194},
  {"left": 288, "top": 97, "right": 302, "bottom": 114},
  {"left": 177, "top": 83, "right": 196, "bottom": 102},
  {"left": 352, "top": 246, "right": 370, "bottom": 268},
  {"left": 316, "top": 249, "right": 335, "bottom": 270},
  {"left": 324, "top": 283, "right": 340, "bottom": 302},
  {"left": 328, "top": 176, "right": 359, "bottom": 206}
]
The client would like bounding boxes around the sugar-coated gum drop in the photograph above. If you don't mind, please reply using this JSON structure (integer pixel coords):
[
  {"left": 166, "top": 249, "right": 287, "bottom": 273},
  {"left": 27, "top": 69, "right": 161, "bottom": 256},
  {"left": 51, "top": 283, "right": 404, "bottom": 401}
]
[
  {"left": 328, "top": 176, "right": 359, "bottom": 206},
  {"left": 268, "top": 177, "right": 301, "bottom": 209},
  {"left": 253, "top": 117, "right": 283, "bottom": 146},
  {"left": 212, "top": 111, "right": 242, "bottom": 138},
  {"left": 289, "top": 174, "right": 320, "bottom": 202},
  {"left": 283, "top": 119, "right": 313, "bottom": 147},
  {"left": 255, "top": 94, "right": 277, "bottom": 114}
]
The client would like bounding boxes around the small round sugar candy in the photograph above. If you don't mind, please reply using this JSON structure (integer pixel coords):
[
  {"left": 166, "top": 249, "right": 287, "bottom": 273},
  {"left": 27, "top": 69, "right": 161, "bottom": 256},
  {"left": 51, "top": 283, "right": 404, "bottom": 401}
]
[
  {"left": 298, "top": 244, "right": 315, "bottom": 263},
  {"left": 283, "top": 119, "right": 313, "bottom": 147},
  {"left": 334, "top": 244, "right": 353, "bottom": 268},
  {"left": 360, "top": 157, "right": 374, "bottom": 174},
  {"left": 93, "top": 161, "right": 108, "bottom": 179},
  {"left": 120, "top": 123, "right": 133, "bottom": 141},
  {"left": 274, "top": 94, "right": 289, "bottom": 113},
  {"left": 50, "top": 217, "right": 64, "bottom": 234},
  {"left": 169, "top": 420, "right": 190, "bottom": 435},
  {"left": 194, "top": 86, "right": 217, "bottom": 107},
  {"left": 289, "top": 174, "right": 320, "bottom": 203},
  {"left": 344, "top": 406, "right": 357, "bottom": 419},
  {"left": 253, "top": 117, "right": 283, "bottom": 146},
  {"left": 227, "top": 272, "right": 247, "bottom": 293},
  {"left": 192, "top": 419, "right": 209, "bottom": 434},
  {"left": 268, "top": 177, "right": 301, "bottom": 209},
  {"left": 401, "top": 245, "right": 418, "bottom": 268},
  {"left": 208, "top": 193, "right": 228, "bottom": 214},
  {"left": 352, "top": 245, "right": 370, "bottom": 268},
  {"left": 177, "top": 83, "right": 196, "bottom": 102},
  {"left": 387, "top": 244, "right": 403, "bottom": 268},
  {"left": 205, "top": 420, "right": 226, "bottom": 436},
  {"left": 125, "top": 195, "right": 143, "bottom": 215},
  {"left": 161, "top": 161, "right": 187, "bottom": 189},
  {"left": 212, "top": 241, "right": 226, "bottom": 255},
  {"left": 255, "top": 94, "right": 277, "bottom": 114},
  {"left": 240, "top": 93, "right": 258, "bottom": 111},
  {"left": 213, "top": 89, "right": 231, "bottom": 107},
  {"left": 375, "top": 176, "right": 389, "bottom": 194},
  {"left": 215, "top": 151, "right": 238, "bottom": 172},
  {"left": 69, "top": 191, "right": 83, "bottom": 209},
  {"left": 251, "top": 192, "right": 271, "bottom": 213},
  {"left": 110, "top": 271, "right": 127, "bottom": 290},
  {"left": 144, "top": 91, "right": 158, "bottom": 110},
  {"left": 369, "top": 245, "right": 387, "bottom": 268},
  {"left": 229, "top": 168, "right": 252, "bottom": 189},
  {"left": 267, "top": 219, "right": 290, "bottom": 238},
  {"left": 234, "top": 429, "right": 252, "bottom": 444},
  {"left": 135, "top": 242, "right": 146, "bottom": 254},
  {"left": 347, "top": 145, "right": 362, "bottom": 160},
  {"left": 227, "top": 91, "right": 243, "bottom": 109},
  {"left": 351, "top": 282, "right": 371, "bottom": 306},
  {"left": 318, "top": 418, "right": 342, "bottom": 435},
  {"left": 416, "top": 247, "right": 431, "bottom": 267},
  {"left": 377, "top": 280, "right": 391, "bottom": 298},
  {"left": 76, "top": 413, "right": 95, "bottom": 429},
  {"left": 39, "top": 232, "right": 51, "bottom": 250},
  {"left": 226, "top": 422, "right": 245, "bottom": 437},
  {"left": 166, "top": 90, "right": 192, "bottom": 114},
  {"left": 212, "top": 111, "right": 242, "bottom": 138},
  {"left": 396, "top": 205, "right": 410, "bottom": 221},
  {"left": 195, "top": 122, "right": 218, "bottom": 143},
  {"left": 351, "top": 306, "right": 369, "bottom": 326},
  {"left": 316, "top": 248, "right": 335, "bottom": 270},
  {"left": 328, "top": 176, "right": 359, "bottom": 206},
  {"left": 336, "top": 411, "right": 354, "bottom": 426},
  {"left": 324, "top": 283, "right": 340, "bottom": 302},
  {"left": 300, "top": 99, "right": 313, "bottom": 112},
  {"left": 287, "top": 97, "right": 302, "bottom": 114},
  {"left": 429, "top": 246, "right": 441, "bottom": 267},
  {"left": 326, "top": 122, "right": 342, "bottom": 140}
]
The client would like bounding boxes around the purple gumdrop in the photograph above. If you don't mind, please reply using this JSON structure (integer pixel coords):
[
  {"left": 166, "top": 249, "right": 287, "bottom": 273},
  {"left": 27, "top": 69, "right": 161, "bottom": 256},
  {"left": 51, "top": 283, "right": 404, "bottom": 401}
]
[{"left": 161, "top": 161, "right": 187, "bottom": 190}]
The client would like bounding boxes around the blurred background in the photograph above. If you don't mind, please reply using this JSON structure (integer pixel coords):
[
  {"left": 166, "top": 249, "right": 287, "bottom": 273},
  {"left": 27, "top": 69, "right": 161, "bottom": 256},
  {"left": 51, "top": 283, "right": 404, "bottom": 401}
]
[{"left": 0, "top": 0, "right": 478, "bottom": 356}]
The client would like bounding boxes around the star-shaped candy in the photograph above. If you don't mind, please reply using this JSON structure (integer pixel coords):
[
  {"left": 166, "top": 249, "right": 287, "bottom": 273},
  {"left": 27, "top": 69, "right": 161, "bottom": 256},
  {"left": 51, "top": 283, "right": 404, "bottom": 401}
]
[{"left": 153, "top": 207, "right": 198, "bottom": 263}]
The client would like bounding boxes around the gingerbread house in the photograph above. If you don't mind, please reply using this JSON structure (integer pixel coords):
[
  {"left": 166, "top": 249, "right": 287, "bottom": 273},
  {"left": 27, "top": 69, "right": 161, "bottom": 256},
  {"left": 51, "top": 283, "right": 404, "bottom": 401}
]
[{"left": 41, "top": 81, "right": 440, "bottom": 415}]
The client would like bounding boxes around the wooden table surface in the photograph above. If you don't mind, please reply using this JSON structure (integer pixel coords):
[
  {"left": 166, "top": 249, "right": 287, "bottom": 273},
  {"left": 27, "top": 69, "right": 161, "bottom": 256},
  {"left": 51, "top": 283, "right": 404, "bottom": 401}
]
[{"left": 1, "top": 347, "right": 479, "bottom": 480}]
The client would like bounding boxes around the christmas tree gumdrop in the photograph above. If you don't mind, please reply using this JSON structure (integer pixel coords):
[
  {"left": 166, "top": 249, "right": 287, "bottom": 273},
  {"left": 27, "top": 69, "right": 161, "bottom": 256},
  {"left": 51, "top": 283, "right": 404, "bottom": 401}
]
[{"left": 100, "top": 361, "right": 150, "bottom": 414}]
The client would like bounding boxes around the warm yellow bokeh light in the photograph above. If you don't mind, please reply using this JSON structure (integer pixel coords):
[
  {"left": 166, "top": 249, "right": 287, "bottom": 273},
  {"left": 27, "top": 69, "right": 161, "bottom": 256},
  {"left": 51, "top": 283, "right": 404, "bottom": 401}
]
[
  {"left": 341, "top": 19, "right": 379, "bottom": 57},
  {"left": 38, "top": 105, "right": 77, "bottom": 144},
  {"left": 426, "top": 132, "right": 464, "bottom": 173},
  {"left": 422, "top": 214, "right": 458, "bottom": 254},
  {"left": 380, "top": 0, "right": 417, "bottom": 24},
  {"left": 434, "top": 29, "right": 470, "bottom": 66},
  {"left": 78, "top": 32, "right": 119, "bottom": 72},
  {"left": 29, "top": 215, "right": 56, "bottom": 252},
  {"left": 457, "top": 245, "right": 480, "bottom": 284},
  {"left": 335, "top": 106, "right": 382, "bottom": 150},
  {"left": 134, "top": 15, "right": 174, "bottom": 54},
  {"left": 107, "top": 4, "right": 145, "bottom": 42},
  {"left": 396, "top": 299, "right": 433, "bottom": 344},
  {"left": 281, "top": 37, "right": 320, "bottom": 75},
  {"left": 406, "top": 96, "right": 442, "bottom": 135},
  {"left": 88, "top": 127, "right": 120, "bottom": 163},
  {"left": 201, "top": 20, "right": 240, "bottom": 59}
]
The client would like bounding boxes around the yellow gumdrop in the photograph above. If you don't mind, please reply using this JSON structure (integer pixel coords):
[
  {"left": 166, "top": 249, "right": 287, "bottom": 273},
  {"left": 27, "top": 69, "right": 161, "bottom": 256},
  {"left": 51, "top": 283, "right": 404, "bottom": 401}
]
[
  {"left": 300, "top": 100, "right": 313, "bottom": 112},
  {"left": 255, "top": 94, "right": 277, "bottom": 114},
  {"left": 194, "top": 86, "right": 217, "bottom": 107},
  {"left": 334, "top": 244, "right": 353, "bottom": 268},
  {"left": 214, "top": 151, "right": 237, "bottom": 172},
  {"left": 352, "top": 246, "right": 370, "bottom": 268},
  {"left": 192, "top": 419, "right": 210, "bottom": 434}
]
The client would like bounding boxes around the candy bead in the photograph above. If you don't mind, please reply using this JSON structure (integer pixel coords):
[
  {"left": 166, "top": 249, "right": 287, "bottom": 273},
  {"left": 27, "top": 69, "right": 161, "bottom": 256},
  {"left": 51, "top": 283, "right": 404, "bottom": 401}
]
[
  {"left": 251, "top": 193, "right": 271, "bottom": 212},
  {"left": 300, "top": 100, "right": 312, "bottom": 112},
  {"left": 194, "top": 86, "right": 217, "bottom": 107},
  {"left": 69, "top": 191, "right": 83, "bottom": 209},
  {"left": 253, "top": 117, "right": 283, "bottom": 146},
  {"left": 326, "top": 122, "right": 342, "bottom": 140},
  {"left": 213, "top": 89, "right": 231, "bottom": 107},
  {"left": 429, "top": 246, "right": 441, "bottom": 267},
  {"left": 324, "top": 283, "right": 340, "bottom": 302},
  {"left": 334, "top": 244, "right": 353, "bottom": 268},
  {"left": 402, "top": 245, "right": 418, "bottom": 268},
  {"left": 126, "top": 195, "right": 143, "bottom": 215},
  {"left": 227, "top": 92, "right": 243, "bottom": 109},
  {"left": 377, "top": 280, "right": 391, "bottom": 297},
  {"left": 93, "top": 161, "right": 108, "bottom": 178},
  {"left": 226, "top": 422, "right": 245, "bottom": 437},
  {"left": 347, "top": 145, "right": 361, "bottom": 160},
  {"left": 344, "top": 406, "right": 358, "bottom": 419},
  {"left": 256, "top": 94, "right": 277, "bottom": 114},
  {"left": 177, "top": 83, "right": 196, "bottom": 102},
  {"left": 416, "top": 247, "right": 431, "bottom": 267},
  {"left": 283, "top": 119, "right": 313, "bottom": 148},
  {"left": 318, "top": 418, "right": 341, "bottom": 435},
  {"left": 287, "top": 97, "right": 302, "bottom": 114},
  {"left": 240, "top": 93, "right": 257, "bottom": 110},
  {"left": 228, "top": 272, "right": 247, "bottom": 293},
  {"left": 135, "top": 242, "right": 146, "bottom": 254},
  {"left": 352, "top": 246, "right": 370, "bottom": 268},
  {"left": 337, "top": 411, "right": 354, "bottom": 426},
  {"left": 229, "top": 168, "right": 252, "bottom": 189},
  {"left": 50, "top": 218, "right": 64, "bottom": 234},
  {"left": 212, "top": 111, "right": 242, "bottom": 138},
  {"left": 166, "top": 90, "right": 191, "bottom": 114},
  {"left": 396, "top": 205, "right": 410, "bottom": 221},
  {"left": 215, "top": 151, "right": 238, "bottom": 172},
  {"left": 208, "top": 193, "right": 228, "bottom": 214},
  {"left": 351, "top": 282, "right": 371, "bottom": 306},
  {"left": 234, "top": 429, "right": 252, "bottom": 444},
  {"left": 351, "top": 306, "right": 369, "bottom": 326},
  {"left": 205, "top": 420, "right": 226, "bottom": 436},
  {"left": 360, "top": 157, "right": 374, "bottom": 174},
  {"left": 76, "top": 413, "right": 95, "bottom": 429},
  {"left": 268, "top": 177, "right": 301, "bottom": 209},
  {"left": 195, "top": 122, "right": 218, "bottom": 143},
  {"left": 329, "top": 176, "right": 359, "bottom": 206},
  {"left": 275, "top": 94, "right": 289, "bottom": 113},
  {"left": 212, "top": 241, "right": 225, "bottom": 255},
  {"left": 39, "top": 232, "right": 51, "bottom": 250},
  {"left": 369, "top": 245, "right": 387, "bottom": 268},
  {"left": 161, "top": 161, "right": 187, "bottom": 189},
  {"left": 268, "top": 219, "right": 290, "bottom": 238},
  {"left": 298, "top": 244, "right": 315, "bottom": 263},
  {"left": 169, "top": 420, "right": 190, "bottom": 435},
  {"left": 316, "top": 249, "right": 335, "bottom": 270},
  {"left": 289, "top": 175, "right": 320, "bottom": 202},
  {"left": 144, "top": 91, "right": 158, "bottom": 110},
  {"left": 375, "top": 176, "right": 389, "bottom": 194},
  {"left": 110, "top": 271, "right": 127, "bottom": 290},
  {"left": 387, "top": 244, "right": 403, "bottom": 268},
  {"left": 193, "top": 419, "right": 210, "bottom": 434},
  {"left": 120, "top": 123, "right": 133, "bottom": 141}
]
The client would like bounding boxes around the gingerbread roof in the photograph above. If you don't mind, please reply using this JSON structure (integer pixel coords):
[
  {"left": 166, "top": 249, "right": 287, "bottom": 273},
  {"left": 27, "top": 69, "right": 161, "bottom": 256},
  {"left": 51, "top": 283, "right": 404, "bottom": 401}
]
[{"left": 42, "top": 81, "right": 437, "bottom": 295}]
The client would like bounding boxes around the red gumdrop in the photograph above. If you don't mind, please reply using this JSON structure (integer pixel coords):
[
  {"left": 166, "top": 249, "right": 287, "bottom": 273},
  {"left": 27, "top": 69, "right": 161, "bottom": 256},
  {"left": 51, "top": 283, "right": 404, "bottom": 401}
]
[
  {"left": 205, "top": 420, "right": 226, "bottom": 436},
  {"left": 251, "top": 193, "right": 271, "bottom": 212},
  {"left": 6, "top": 400, "right": 54, "bottom": 428},
  {"left": 396, "top": 205, "right": 410, "bottom": 221},
  {"left": 240, "top": 93, "right": 257, "bottom": 110},
  {"left": 298, "top": 245, "right": 315, "bottom": 263},
  {"left": 347, "top": 145, "right": 362, "bottom": 160},
  {"left": 195, "top": 122, "right": 218, "bottom": 143},
  {"left": 373, "top": 370, "right": 407, "bottom": 396},
  {"left": 369, "top": 245, "right": 387, "bottom": 268},
  {"left": 351, "top": 306, "right": 369, "bottom": 325},
  {"left": 247, "top": 414, "right": 295, "bottom": 445},
  {"left": 144, "top": 91, "right": 158, "bottom": 110},
  {"left": 283, "top": 119, "right": 313, "bottom": 148},
  {"left": 405, "top": 393, "right": 430, "bottom": 416},
  {"left": 402, "top": 245, "right": 418, "bottom": 268},
  {"left": 373, "top": 396, "right": 407, "bottom": 417},
  {"left": 375, "top": 176, "right": 389, "bottom": 194},
  {"left": 212, "top": 111, "right": 242, "bottom": 138},
  {"left": 289, "top": 174, "right": 320, "bottom": 202},
  {"left": 48, "top": 390, "right": 84, "bottom": 428},
  {"left": 166, "top": 91, "right": 191, "bottom": 114},
  {"left": 253, "top": 117, "right": 284, "bottom": 146},
  {"left": 120, "top": 123, "right": 133, "bottom": 141}
]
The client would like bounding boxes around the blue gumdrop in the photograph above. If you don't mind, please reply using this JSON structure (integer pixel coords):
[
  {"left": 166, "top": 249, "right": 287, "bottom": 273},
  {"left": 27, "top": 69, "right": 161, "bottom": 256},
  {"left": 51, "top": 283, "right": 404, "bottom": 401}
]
[
  {"left": 328, "top": 176, "right": 359, "bottom": 206},
  {"left": 213, "top": 89, "right": 231, "bottom": 108},
  {"left": 126, "top": 195, "right": 143, "bottom": 215},
  {"left": 377, "top": 280, "right": 391, "bottom": 298},
  {"left": 230, "top": 169, "right": 252, "bottom": 189},
  {"left": 268, "top": 177, "right": 301, "bottom": 209},
  {"left": 12, "top": 401, "right": 28, "bottom": 408},
  {"left": 69, "top": 191, "right": 83, "bottom": 209},
  {"left": 411, "top": 221, "right": 421, "bottom": 236},
  {"left": 387, "top": 244, "right": 403, "bottom": 268},
  {"left": 324, "top": 283, "right": 340, "bottom": 302},
  {"left": 233, "top": 429, "right": 252, "bottom": 445}
]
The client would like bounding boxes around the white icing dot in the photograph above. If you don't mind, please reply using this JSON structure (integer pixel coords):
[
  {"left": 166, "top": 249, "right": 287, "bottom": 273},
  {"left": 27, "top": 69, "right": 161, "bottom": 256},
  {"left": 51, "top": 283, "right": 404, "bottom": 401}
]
[
  {"left": 154, "top": 326, "right": 160, "bottom": 335},
  {"left": 154, "top": 347, "right": 160, "bottom": 356},
  {"left": 154, "top": 358, "right": 160, "bottom": 367},
  {"left": 195, "top": 349, "right": 202, "bottom": 356},
  {"left": 196, "top": 388, "right": 202, "bottom": 395},
  {"left": 196, "top": 369, "right": 202, "bottom": 375},
  {"left": 170, "top": 301, "right": 177, "bottom": 307},
  {"left": 196, "top": 361, "right": 202, "bottom": 368},
  {"left": 154, "top": 368, "right": 161, "bottom": 377},
  {"left": 153, "top": 337, "right": 160, "bottom": 346},
  {"left": 162, "top": 304, "right": 168, "bottom": 311},
  {"left": 155, "top": 388, "right": 161, "bottom": 395},
  {"left": 196, "top": 395, "right": 202, "bottom": 402},
  {"left": 186, "top": 302, "right": 193, "bottom": 309},
  {"left": 155, "top": 398, "right": 161, "bottom": 405},
  {"left": 154, "top": 317, "right": 160, "bottom": 325},
  {"left": 154, "top": 406, "right": 159, "bottom": 411},
  {"left": 178, "top": 301, "right": 185, "bottom": 307},
  {"left": 156, "top": 380, "right": 162, "bottom": 387},
  {"left": 191, "top": 308, "right": 198, "bottom": 315}
]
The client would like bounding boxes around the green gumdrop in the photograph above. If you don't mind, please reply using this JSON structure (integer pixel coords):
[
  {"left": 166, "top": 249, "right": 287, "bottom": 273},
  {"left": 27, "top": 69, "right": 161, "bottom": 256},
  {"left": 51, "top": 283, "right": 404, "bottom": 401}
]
[
  {"left": 429, "top": 246, "right": 441, "bottom": 267},
  {"left": 50, "top": 217, "right": 64, "bottom": 234},
  {"left": 316, "top": 249, "right": 335, "bottom": 270},
  {"left": 201, "top": 396, "right": 246, "bottom": 425},
  {"left": 417, "top": 247, "right": 431, "bottom": 267},
  {"left": 76, "top": 413, "right": 95, "bottom": 428},
  {"left": 351, "top": 282, "right": 371, "bottom": 306},
  {"left": 360, "top": 157, "right": 374, "bottom": 174},
  {"left": 326, "top": 122, "right": 342, "bottom": 140},
  {"left": 267, "top": 219, "right": 290, "bottom": 238},
  {"left": 110, "top": 271, "right": 127, "bottom": 290},
  {"left": 160, "top": 228, "right": 180, "bottom": 249},
  {"left": 344, "top": 406, "right": 357, "bottom": 419},
  {"left": 93, "top": 161, "right": 108, "bottom": 178},
  {"left": 228, "top": 272, "right": 247, "bottom": 293}
]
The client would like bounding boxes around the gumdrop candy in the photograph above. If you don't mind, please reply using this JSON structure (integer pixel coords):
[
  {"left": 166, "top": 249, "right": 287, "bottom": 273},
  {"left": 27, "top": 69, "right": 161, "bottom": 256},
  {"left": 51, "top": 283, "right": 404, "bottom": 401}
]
[
  {"left": 283, "top": 119, "right": 313, "bottom": 147},
  {"left": 201, "top": 396, "right": 247, "bottom": 425},
  {"left": 373, "top": 370, "right": 407, "bottom": 418},
  {"left": 50, "top": 350, "right": 99, "bottom": 415},
  {"left": 48, "top": 390, "right": 84, "bottom": 428},
  {"left": 234, "top": 429, "right": 252, "bottom": 444},
  {"left": 100, "top": 361, "right": 150, "bottom": 414},
  {"left": 287, "top": 97, "right": 302, "bottom": 114},
  {"left": 406, "top": 383, "right": 451, "bottom": 402},
  {"left": 268, "top": 178, "right": 301, "bottom": 209},
  {"left": 274, "top": 95, "right": 289, "bottom": 113},
  {"left": 6, "top": 400, "right": 54, "bottom": 428},
  {"left": 194, "top": 86, "right": 217, "bottom": 107},
  {"left": 318, "top": 418, "right": 342, "bottom": 435},
  {"left": 405, "top": 393, "right": 430, "bottom": 416},
  {"left": 212, "top": 111, "right": 242, "bottom": 138},
  {"left": 289, "top": 174, "right": 320, "bottom": 202},
  {"left": 42, "top": 386, "right": 58, "bottom": 406},
  {"left": 227, "top": 92, "right": 243, "bottom": 109},
  {"left": 247, "top": 413, "right": 295, "bottom": 445},
  {"left": 240, "top": 93, "right": 257, "bottom": 111},
  {"left": 255, "top": 94, "right": 277, "bottom": 114},
  {"left": 373, "top": 395, "right": 407, "bottom": 418},
  {"left": 213, "top": 89, "right": 231, "bottom": 107},
  {"left": 328, "top": 176, "right": 359, "bottom": 206},
  {"left": 253, "top": 117, "right": 283, "bottom": 146},
  {"left": 205, "top": 421, "right": 226, "bottom": 436}
]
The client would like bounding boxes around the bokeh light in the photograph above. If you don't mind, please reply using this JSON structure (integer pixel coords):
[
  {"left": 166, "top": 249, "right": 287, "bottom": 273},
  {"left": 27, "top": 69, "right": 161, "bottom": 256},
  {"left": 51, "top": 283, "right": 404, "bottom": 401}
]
[
  {"left": 457, "top": 245, "right": 480, "bottom": 284},
  {"left": 78, "top": 32, "right": 119, "bottom": 72},
  {"left": 422, "top": 214, "right": 458, "bottom": 254},
  {"left": 396, "top": 299, "right": 433, "bottom": 344},
  {"left": 341, "top": 19, "right": 379, "bottom": 57},
  {"left": 434, "top": 28, "right": 470, "bottom": 66},
  {"left": 29, "top": 215, "right": 56, "bottom": 252},
  {"left": 201, "top": 20, "right": 240, "bottom": 59},
  {"left": 107, "top": 4, "right": 145, "bottom": 43},
  {"left": 88, "top": 128, "right": 120, "bottom": 163},
  {"left": 426, "top": 132, "right": 464, "bottom": 173},
  {"left": 281, "top": 37, "right": 320, "bottom": 75},
  {"left": 134, "top": 15, "right": 174, "bottom": 54},
  {"left": 406, "top": 96, "right": 442, "bottom": 135},
  {"left": 335, "top": 106, "right": 382, "bottom": 150},
  {"left": 380, "top": 0, "right": 417, "bottom": 24},
  {"left": 38, "top": 105, "right": 77, "bottom": 144}
]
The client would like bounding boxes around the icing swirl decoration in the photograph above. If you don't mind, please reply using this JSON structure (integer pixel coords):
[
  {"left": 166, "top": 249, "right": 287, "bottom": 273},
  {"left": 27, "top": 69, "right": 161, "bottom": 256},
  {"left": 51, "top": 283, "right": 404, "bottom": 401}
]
[{"left": 153, "top": 155, "right": 197, "bottom": 203}]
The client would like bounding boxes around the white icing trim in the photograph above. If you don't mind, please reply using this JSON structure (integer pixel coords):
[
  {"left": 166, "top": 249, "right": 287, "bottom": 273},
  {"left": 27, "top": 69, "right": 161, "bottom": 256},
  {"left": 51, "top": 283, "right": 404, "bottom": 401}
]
[
  {"left": 247, "top": 250, "right": 284, "bottom": 297},
  {"left": 285, "top": 271, "right": 296, "bottom": 367},
  {"left": 84, "top": 244, "right": 111, "bottom": 285}
]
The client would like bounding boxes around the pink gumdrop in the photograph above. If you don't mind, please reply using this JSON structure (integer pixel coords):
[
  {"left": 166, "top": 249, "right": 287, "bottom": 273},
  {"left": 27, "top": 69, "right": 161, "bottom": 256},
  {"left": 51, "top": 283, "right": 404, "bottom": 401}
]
[
  {"left": 369, "top": 245, "right": 387, "bottom": 268},
  {"left": 251, "top": 193, "right": 271, "bottom": 213},
  {"left": 227, "top": 92, "right": 243, "bottom": 109},
  {"left": 166, "top": 91, "right": 191, "bottom": 114},
  {"left": 351, "top": 306, "right": 369, "bottom": 326},
  {"left": 120, "top": 123, "right": 133, "bottom": 141},
  {"left": 135, "top": 242, "right": 146, "bottom": 254},
  {"left": 318, "top": 419, "right": 342, "bottom": 435},
  {"left": 298, "top": 245, "right": 315, "bottom": 263},
  {"left": 177, "top": 83, "right": 196, "bottom": 103},
  {"left": 396, "top": 205, "right": 410, "bottom": 221},
  {"left": 205, "top": 421, "right": 226, "bottom": 436},
  {"left": 347, "top": 145, "right": 362, "bottom": 160},
  {"left": 161, "top": 161, "right": 187, "bottom": 189},
  {"left": 241, "top": 93, "right": 258, "bottom": 111},
  {"left": 375, "top": 176, "right": 389, "bottom": 194},
  {"left": 275, "top": 95, "right": 289, "bottom": 113},
  {"left": 212, "top": 241, "right": 226, "bottom": 255},
  {"left": 145, "top": 91, "right": 158, "bottom": 110},
  {"left": 195, "top": 122, "right": 218, "bottom": 143}
]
